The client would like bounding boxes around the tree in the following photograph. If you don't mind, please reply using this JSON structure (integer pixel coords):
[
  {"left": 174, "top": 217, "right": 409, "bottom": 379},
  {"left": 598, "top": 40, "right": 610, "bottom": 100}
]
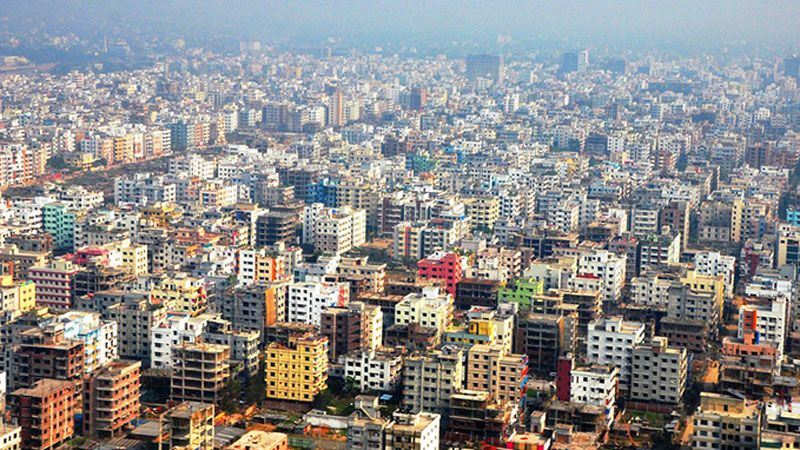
[
  {"left": 219, "top": 378, "right": 241, "bottom": 414},
  {"left": 245, "top": 363, "right": 266, "bottom": 406}
]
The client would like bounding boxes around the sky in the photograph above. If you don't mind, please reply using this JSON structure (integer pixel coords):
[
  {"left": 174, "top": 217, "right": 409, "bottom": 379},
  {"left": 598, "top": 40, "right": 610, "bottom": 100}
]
[{"left": 5, "top": 0, "right": 800, "bottom": 54}]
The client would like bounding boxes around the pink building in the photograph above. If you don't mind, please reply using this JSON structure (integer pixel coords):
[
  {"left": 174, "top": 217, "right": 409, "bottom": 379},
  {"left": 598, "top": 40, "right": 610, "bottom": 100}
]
[{"left": 417, "top": 251, "right": 462, "bottom": 297}]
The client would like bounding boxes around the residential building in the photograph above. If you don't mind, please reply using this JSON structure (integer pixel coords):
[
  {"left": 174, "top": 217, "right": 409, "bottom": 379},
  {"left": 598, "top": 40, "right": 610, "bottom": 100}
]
[
  {"left": 586, "top": 317, "right": 645, "bottom": 392},
  {"left": 9, "top": 379, "right": 74, "bottom": 450},
  {"left": 287, "top": 282, "right": 348, "bottom": 327},
  {"left": 417, "top": 251, "right": 464, "bottom": 297},
  {"left": 386, "top": 411, "right": 441, "bottom": 450},
  {"left": 264, "top": 334, "right": 328, "bottom": 402},
  {"left": 402, "top": 347, "right": 464, "bottom": 416},
  {"left": 302, "top": 203, "right": 366, "bottom": 255},
  {"left": 465, "top": 344, "right": 529, "bottom": 407},
  {"left": 569, "top": 365, "right": 618, "bottom": 426},
  {"left": 341, "top": 349, "right": 403, "bottom": 392},
  {"left": 692, "top": 393, "right": 761, "bottom": 450},
  {"left": 630, "top": 337, "right": 687, "bottom": 405},
  {"left": 170, "top": 343, "right": 230, "bottom": 405},
  {"left": 82, "top": 360, "right": 141, "bottom": 438},
  {"left": 168, "top": 402, "right": 215, "bottom": 450}
]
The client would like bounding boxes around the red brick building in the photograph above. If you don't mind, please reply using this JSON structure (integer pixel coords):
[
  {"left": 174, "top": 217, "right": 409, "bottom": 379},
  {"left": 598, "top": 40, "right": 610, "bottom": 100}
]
[
  {"left": 9, "top": 378, "right": 75, "bottom": 450},
  {"left": 83, "top": 360, "right": 142, "bottom": 438},
  {"left": 417, "top": 251, "right": 463, "bottom": 297},
  {"left": 14, "top": 324, "right": 84, "bottom": 391}
]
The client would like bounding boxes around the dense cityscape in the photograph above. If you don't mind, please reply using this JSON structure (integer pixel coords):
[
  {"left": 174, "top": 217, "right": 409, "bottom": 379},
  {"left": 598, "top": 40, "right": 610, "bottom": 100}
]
[{"left": 1, "top": 2, "right": 800, "bottom": 450}]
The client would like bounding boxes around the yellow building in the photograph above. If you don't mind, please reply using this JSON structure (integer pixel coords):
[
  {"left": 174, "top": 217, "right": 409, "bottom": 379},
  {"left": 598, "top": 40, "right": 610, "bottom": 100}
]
[
  {"left": 142, "top": 204, "right": 181, "bottom": 227},
  {"left": 265, "top": 334, "right": 328, "bottom": 402},
  {"left": 0, "top": 275, "right": 35, "bottom": 313},
  {"left": 680, "top": 270, "right": 725, "bottom": 321},
  {"left": 120, "top": 243, "right": 148, "bottom": 276},
  {"left": 444, "top": 316, "right": 497, "bottom": 347},
  {"left": 153, "top": 276, "right": 207, "bottom": 316},
  {"left": 464, "top": 196, "right": 500, "bottom": 231}
]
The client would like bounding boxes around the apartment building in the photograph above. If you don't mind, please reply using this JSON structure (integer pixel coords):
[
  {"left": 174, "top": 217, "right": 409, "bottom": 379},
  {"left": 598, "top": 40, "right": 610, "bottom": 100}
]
[
  {"left": 202, "top": 317, "right": 260, "bottom": 376},
  {"left": 219, "top": 282, "right": 285, "bottom": 338},
  {"left": 28, "top": 260, "right": 83, "bottom": 311},
  {"left": 394, "top": 288, "right": 453, "bottom": 338},
  {"left": 629, "top": 274, "right": 674, "bottom": 307},
  {"left": 569, "top": 365, "right": 618, "bottom": 426},
  {"left": 577, "top": 250, "right": 626, "bottom": 303},
  {"left": 630, "top": 337, "right": 688, "bottom": 405},
  {"left": 228, "top": 430, "right": 288, "bottom": 450},
  {"left": 9, "top": 379, "right": 74, "bottom": 450},
  {"left": 264, "top": 334, "right": 328, "bottom": 402},
  {"left": 347, "top": 396, "right": 391, "bottom": 450},
  {"left": 738, "top": 298, "right": 788, "bottom": 360},
  {"left": 168, "top": 402, "right": 215, "bottom": 450},
  {"left": 103, "top": 293, "right": 167, "bottom": 366},
  {"left": 693, "top": 251, "right": 736, "bottom": 299},
  {"left": 417, "top": 251, "right": 464, "bottom": 297},
  {"left": 464, "top": 196, "right": 500, "bottom": 231},
  {"left": 170, "top": 343, "right": 230, "bottom": 405},
  {"left": 56, "top": 311, "right": 118, "bottom": 375},
  {"left": 692, "top": 393, "right": 761, "bottom": 450},
  {"left": 498, "top": 278, "right": 545, "bottom": 311},
  {"left": 287, "top": 282, "right": 348, "bottom": 327},
  {"left": 341, "top": 349, "right": 403, "bottom": 392},
  {"left": 82, "top": 360, "right": 141, "bottom": 438},
  {"left": 385, "top": 411, "right": 441, "bottom": 450},
  {"left": 516, "top": 313, "right": 574, "bottom": 377},
  {"left": 12, "top": 324, "right": 84, "bottom": 391},
  {"left": 320, "top": 302, "right": 382, "bottom": 361},
  {"left": 587, "top": 317, "right": 645, "bottom": 392},
  {"left": 0, "top": 424, "right": 20, "bottom": 450},
  {"left": 302, "top": 203, "right": 366, "bottom": 255},
  {"left": 465, "top": 344, "right": 529, "bottom": 406},
  {"left": 402, "top": 347, "right": 464, "bottom": 416}
]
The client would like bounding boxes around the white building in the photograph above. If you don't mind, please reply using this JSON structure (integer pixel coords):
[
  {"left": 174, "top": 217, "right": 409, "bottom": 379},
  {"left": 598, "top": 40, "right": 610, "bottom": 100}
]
[
  {"left": 302, "top": 203, "right": 367, "bottom": 255},
  {"left": 738, "top": 298, "right": 788, "bottom": 360},
  {"left": 287, "top": 282, "right": 348, "bottom": 327},
  {"left": 587, "top": 317, "right": 646, "bottom": 392},
  {"left": 168, "top": 154, "right": 215, "bottom": 180},
  {"left": 341, "top": 350, "right": 403, "bottom": 392},
  {"left": 629, "top": 274, "right": 674, "bottom": 307},
  {"left": 150, "top": 314, "right": 211, "bottom": 369},
  {"left": 631, "top": 337, "right": 688, "bottom": 405},
  {"left": 578, "top": 250, "right": 626, "bottom": 304},
  {"left": 394, "top": 287, "right": 453, "bottom": 336},
  {"left": 570, "top": 365, "right": 618, "bottom": 426},
  {"left": 387, "top": 411, "right": 441, "bottom": 450},
  {"left": 694, "top": 251, "right": 736, "bottom": 299}
]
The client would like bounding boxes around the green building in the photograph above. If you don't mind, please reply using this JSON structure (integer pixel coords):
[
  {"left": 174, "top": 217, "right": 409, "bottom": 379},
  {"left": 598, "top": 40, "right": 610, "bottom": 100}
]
[
  {"left": 498, "top": 278, "right": 544, "bottom": 311},
  {"left": 43, "top": 203, "right": 78, "bottom": 252}
]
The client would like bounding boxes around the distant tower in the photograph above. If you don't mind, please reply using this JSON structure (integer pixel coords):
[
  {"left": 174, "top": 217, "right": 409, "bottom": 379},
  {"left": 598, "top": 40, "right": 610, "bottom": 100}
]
[
  {"left": 327, "top": 89, "right": 343, "bottom": 127},
  {"left": 784, "top": 54, "right": 800, "bottom": 78},
  {"left": 560, "top": 49, "right": 589, "bottom": 74},
  {"left": 409, "top": 87, "right": 427, "bottom": 111},
  {"left": 466, "top": 54, "right": 504, "bottom": 83}
]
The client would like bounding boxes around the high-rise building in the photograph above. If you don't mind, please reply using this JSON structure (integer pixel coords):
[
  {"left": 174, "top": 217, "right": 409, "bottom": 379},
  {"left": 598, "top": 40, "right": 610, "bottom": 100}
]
[
  {"left": 560, "top": 50, "right": 589, "bottom": 74},
  {"left": 466, "top": 54, "right": 504, "bottom": 83},
  {"left": 784, "top": 54, "right": 800, "bottom": 78},
  {"left": 409, "top": 87, "right": 427, "bottom": 110}
]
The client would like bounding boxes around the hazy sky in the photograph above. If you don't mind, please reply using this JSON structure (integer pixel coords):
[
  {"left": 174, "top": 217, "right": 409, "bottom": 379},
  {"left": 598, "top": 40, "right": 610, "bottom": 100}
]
[{"left": 7, "top": 0, "right": 800, "bottom": 53}]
